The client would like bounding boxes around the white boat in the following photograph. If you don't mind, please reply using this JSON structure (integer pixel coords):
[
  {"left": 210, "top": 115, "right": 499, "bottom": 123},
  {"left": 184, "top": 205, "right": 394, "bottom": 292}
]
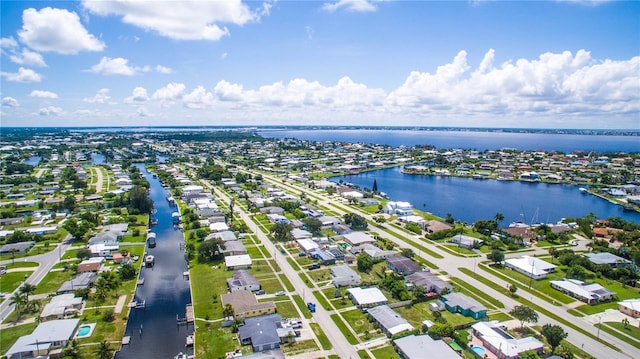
[
  {"left": 145, "top": 255, "right": 155, "bottom": 267},
  {"left": 186, "top": 334, "right": 194, "bottom": 347},
  {"left": 174, "top": 353, "right": 188, "bottom": 359},
  {"left": 579, "top": 187, "right": 587, "bottom": 193}
]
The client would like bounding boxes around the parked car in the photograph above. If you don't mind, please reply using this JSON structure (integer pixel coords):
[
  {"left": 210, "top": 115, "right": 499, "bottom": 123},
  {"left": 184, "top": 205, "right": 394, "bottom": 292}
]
[
  {"left": 275, "top": 291, "right": 286, "bottom": 296},
  {"left": 308, "top": 263, "right": 320, "bottom": 270},
  {"left": 256, "top": 290, "right": 266, "bottom": 295}
]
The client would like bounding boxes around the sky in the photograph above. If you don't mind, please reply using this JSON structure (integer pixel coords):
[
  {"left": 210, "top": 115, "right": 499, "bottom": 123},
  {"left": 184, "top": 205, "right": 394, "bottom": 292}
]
[{"left": 1, "top": 0, "right": 639, "bottom": 129}]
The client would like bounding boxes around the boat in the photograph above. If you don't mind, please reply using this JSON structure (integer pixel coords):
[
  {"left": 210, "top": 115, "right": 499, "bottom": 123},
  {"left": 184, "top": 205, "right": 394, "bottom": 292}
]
[
  {"left": 174, "top": 352, "right": 188, "bottom": 359},
  {"left": 579, "top": 187, "right": 588, "bottom": 193},
  {"left": 186, "top": 334, "right": 194, "bottom": 347},
  {"left": 145, "top": 254, "right": 155, "bottom": 267}
]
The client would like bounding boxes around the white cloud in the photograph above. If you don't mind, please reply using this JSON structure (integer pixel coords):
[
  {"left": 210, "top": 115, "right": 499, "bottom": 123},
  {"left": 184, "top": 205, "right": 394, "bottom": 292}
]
[
  {"left": 155, "top": 65, "right": 173, "bottom": 74},
  {"left": 83, "top": 88, "right": 113, "bottom": 104},
  {"left": 18, "top": 7, "right": 105, "bottom": 54},
  {"left": 2, "top": 97, "right": 19, "bottom": 108},
  {"left": 125, "top": 87, "right": 149, "bottom": 103},
  {"left": 9, "top": 48, "right": 47, "bottom": 67},
  {"left": 38, "top": 106, "right": 63, "bottom": 116},
  {"left": 214, "top": 80, "right": 244, "bottom": 102},
  {"left": 136, "top": 106, "right": 149, "bottom": 117},
  {"left": 29, "top": 90, "right": 58, "bottom": 99},
  {"left": 82, "top": 0, "right": 261, "bottom": 41},
  {"left": 89, "top": 57, "right": 140, "bottom": 76},
  {"left": 0, "top": 37, "right": 18, "bottom": 49},
  {"left": 1, "top": 67, "right": 42, "bottom": 82},
  {"left": 152, "top": 83, "right": 185, "bottom": 101},
  {"left": 322, "top": 0, "right": 380, "bottom": 12},
  {"left": 183, "top": 86, "right": 214, "bottom": 109}
]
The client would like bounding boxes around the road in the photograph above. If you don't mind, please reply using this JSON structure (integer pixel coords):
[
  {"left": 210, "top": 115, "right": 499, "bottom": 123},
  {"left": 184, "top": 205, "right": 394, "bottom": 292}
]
[
  {"left": 0, "top": 235, "right": 72, "bottom": 321},
  {"left": 256, "top": 171, "right": 640, "bottom": 359},
  {"left": 208, "top": 182, "right": 359, "bottom": 359}
]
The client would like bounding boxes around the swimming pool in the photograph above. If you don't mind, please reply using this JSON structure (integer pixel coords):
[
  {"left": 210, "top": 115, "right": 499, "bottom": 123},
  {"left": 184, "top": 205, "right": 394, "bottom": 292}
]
[
  {"left": 75, "top": 323, "right": 96, "bottom": 338},
  {"left": 471, "top": 345, "right": 486, "bottom": 356}
]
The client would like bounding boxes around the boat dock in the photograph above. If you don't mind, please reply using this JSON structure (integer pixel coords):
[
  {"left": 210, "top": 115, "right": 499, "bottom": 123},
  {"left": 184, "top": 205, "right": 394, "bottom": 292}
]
[
  {"left": 137, "top": 278, "right": 145, "bottom": 285},
  {"left": 186, "top": 304, "right": 194, "bottom": 324}
]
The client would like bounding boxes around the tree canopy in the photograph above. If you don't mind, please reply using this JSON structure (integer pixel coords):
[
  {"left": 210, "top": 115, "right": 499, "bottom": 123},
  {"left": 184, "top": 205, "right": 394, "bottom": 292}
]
[{"left": 509, "top": 305, "right": 538, "bottom": 328}]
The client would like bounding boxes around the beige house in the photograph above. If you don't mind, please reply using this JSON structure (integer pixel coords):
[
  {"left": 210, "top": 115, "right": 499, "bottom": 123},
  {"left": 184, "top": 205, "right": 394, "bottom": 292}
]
[{"left": 619, "top": 299, "right": 640, "bottom": 318}]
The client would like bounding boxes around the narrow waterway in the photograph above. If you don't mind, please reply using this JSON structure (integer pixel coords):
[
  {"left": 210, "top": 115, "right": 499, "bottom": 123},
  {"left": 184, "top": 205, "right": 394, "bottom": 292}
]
[{"left": 116, "top": 164, "right": 193, "bottom": 359}]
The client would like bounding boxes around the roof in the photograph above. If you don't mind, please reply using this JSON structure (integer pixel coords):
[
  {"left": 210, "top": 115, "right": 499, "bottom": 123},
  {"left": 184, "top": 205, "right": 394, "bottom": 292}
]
[
  {"left": 425, "top": 220, "right": 453, "bottom": 233},
  {"left": 393, "top": 335, "right": 460, "bottom": 359},
  {"left": 450, "top": 234, "right": 482, "bottom": 246},
  {"left": 227, "top": 270, "right": 260, "bottom": 289},
  {"left": 472, "top": 321, "right": 544, "bottom": 357},
  {"left": 331, "top": 265, "right": 360, "bottom": 279},
  {"left": 505, "top": 255, "right": 556, "bottom": 276},
  {"left": 347, "top": 287, "right": 387, "bottom": 306},
  {"left": 207, "top": 230, "right": 237, "bottom": 241},
  {"left": 619, "top": 298, "right": 640, "bottom": 311},
  {"left": 550, "top": 279, "right": 615, "bottom": 300},
  {"left": 367, "top": 305, "right": 413, "bottom": 335},
  {"left": 442, "top": 292, "right": 487, "bottom": 312},
  {"left": 405, "top": 271, "right": 451, "bottom": 291},
  {"left": 585, "top": 252, "right": 632, "bottom": 265},
  {"left": 225, "top": 254, "right": 252, "bottom": 267},
  {"left": 343, "top": 232, "right": 375, "bottom": 246},
  {"left": 0, "top": 241, "right": 35, "bottom": 253},
  {"left": 222, "top": 240, "right": 247, "bottom": 254},
  {"left": 58, "top": 272, "right": 97, "bottom": 293},
  {"left": 297, "top": 238, "right": 319, "bottom": 252},
  {"left": 386, "top": 255, "right": 421, "bottom": 273},
  {"left": 40, "top": 294, "right": 83, "bottom": 318},
  {"left": 238, "top": 314, "right": 282, "bottom": 347},
  {"left": 5, "top": 319, "right": 80, "bottom": 356}
]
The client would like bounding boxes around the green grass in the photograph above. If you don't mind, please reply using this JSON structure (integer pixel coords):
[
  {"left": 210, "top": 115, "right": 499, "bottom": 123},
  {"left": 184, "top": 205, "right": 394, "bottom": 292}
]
[
  {"left": 257, "top": 276, "right": 283, "bottom": 293},
  {"left": 287, "top": 258, "right": 301, "bottom": 271},
  {"left": 3, "top": 261, "right": 38, "bottom": 269},
  {"left": 292, "top": 294, "right": 312, "bottom": 319},
  {"left": 358, "top": 349, "right": 371, "bottom": 359},
  {"left": 275, "top": 300, "right": 299, "bottom": 318},
  {"left": 371, "top": 345, "right": 401, "bottom": 359},
  {"left": 310, "top": 322, "right": 332, "bottom": 350},
  {"left": 331, "top": 313, "right": 359, "bottom": 344},
  {"left": 601, "top": 321, "right": 640, "bottom": 349},
  {"left": 280, "top": 339, "right": 319, "bottom": 356},
  {"left": 1, "top": 272, "right": 34, "bottom": 294},
  {"left": 313, "top": 290, "right": 331, "bottom": 310},
  {"left": 341, "top": 309, "right": 376, "bottom": 335},
  {"left": 488, "top": 311, "right": 513, "bottom": 322},
  {"left": 195, "top": 322, "right": 241, "bottom": 359},
  {"left": 33, "top": 269, "right": 74, "bottom": 295},
  {"left": 190, "top": 261, "right": 230, "bottom": 319},
  {"left": 450, "top": 277, "right": 504, "bottom": 309},
  {"left": 0, "top": 321, "right": 38, "bottom": 352},
  {"left": 488, "top": 264, "right": 574, "bottom": 305},
  {"left": 279, "top": 273, "right": 295, "bottom": 292},
  {"left": 307, "top": 268, "right": 331, "bottom": 283},
  {"left": 575, "top": 278, "right": 640, "bottom": 315}
]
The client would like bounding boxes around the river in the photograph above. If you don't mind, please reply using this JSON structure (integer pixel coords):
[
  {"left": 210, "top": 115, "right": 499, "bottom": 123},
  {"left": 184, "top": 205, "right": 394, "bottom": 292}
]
[
  {"left": 332, "top": 166, "right": 640, "bottom": 225},
  {"left": 116, "top": 164, "right": 193, "bottom": 359}
]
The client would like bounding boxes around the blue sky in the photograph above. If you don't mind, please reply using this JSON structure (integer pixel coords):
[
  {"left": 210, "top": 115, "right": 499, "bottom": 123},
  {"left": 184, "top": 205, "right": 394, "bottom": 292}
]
[{"left": 1, "top": 0, "right": 638, "bottom": 129}]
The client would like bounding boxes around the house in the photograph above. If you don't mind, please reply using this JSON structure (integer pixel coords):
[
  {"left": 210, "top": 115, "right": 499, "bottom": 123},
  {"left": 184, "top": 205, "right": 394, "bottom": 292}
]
[
  {"left": 367, "top": 305, "right": 414, "bottom": 337},
  {"left": 227, "top": 270, "right": 261, "bottom": 293},
  {"left": 0, "top": 241, "right": 35, "bottom": 254},
  {"left": 352, "top": 244, "right": 396, "bottom": 259},
  {"left": 5, "top": 319, "right": 80, "bottom": 358},
  {"left": 77, "top": 257, "right": 105, "bottom": 273},
  {"left": 112, "top": 252, "right": 132, "bottom": 264},
  {"left": 450, "top": 234, "right": 482, "bottom": 249},
  {"left": 40, "top": 294, "right": 83, "bottom": 321},
  {"left": 310, "top": 249, "right": 336, "bottom": 265},
  {"left": 384, "top": 201, "right": 413, "bottom": 216},
  {"left": 225, "top": 254, "right": 253, "bottom": 270},
  {"left": 266, "top": 214, "right": 290, "bottom": 225},
  {"left": 260, "top": 206, "right": 285, "bottom": 215},
  {"left": 550, "top": 279, "right": 614, "bottom": 304},
  {"left": 441, "top": 292, "right": 487, "bottom": 319},
  {"left": 347, "top": 287, "right": 388, "bottom": 309},
  {"left": 619, "top": 299, "right": 640, "bottom": 318},
  {"left": 291, "top": 228, "right": 312, "bottom": 240},
  {"left": 297, "top": 238, "right": 320, "bottom": 253},
  {"left": 209, "top": 222, "right": 229, "bottom": 232},
  {"left": 343, "top": 232, "right": 376, "bottom": 246},
  {"left": 504, "top": 256, "right": 557, "bottom": 279},
  {"left": 585, "top": 252, "right": 633, "bottom": 268},
  {"left": 386, "top": 255, "right": 421, "bottom": 275},
  {"left": 206, "top": 230, "right": 237, "bottom": 242},
  {"left": 333, "top": 224, "right": 352, "bottom": 235},
  {"left": 221, "top": 290, "right": 276, "bottom": 319},
  {"left": 89, "top": 243, "right": 119, "bottom": 257},
  {"left": 57, "top": 272, "right": 97, "bottom": 294},
  {"left": 472, "top": 321, "right": 544, "bottom": 359},
  {"left": 181, "top": 185, "right": 204, "bottom": 195},
  {"left": 317, "top": 216, "right": 342, "bottom": 229},
  {"left": 331, "top": 265, "right": 361, "bottom": 287},
  {"left": 405, "top": 271, "right": 452, "bottom": 294},
  {"left": 239, "top": 314, "right": 283, "bottom": 352},
  {"left": 393, "top": 334, "right": 461, "bottom": 359},
  {"left": 221, "top": 240, "right": 247, "bottom": 256}
]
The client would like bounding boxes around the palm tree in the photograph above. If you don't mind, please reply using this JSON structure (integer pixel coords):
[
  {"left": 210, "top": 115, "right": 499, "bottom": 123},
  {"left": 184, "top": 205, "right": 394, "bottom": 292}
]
[
  {"left": 222, "top": 304, "right": 234, "bottom": 320},
  {"left": 9, "top": 292, "right": 26, "bottom": 320},
  {"left": 494, "top": 212, "right": 504, "bottom": 227},
  {"left": 19, "top": 283, "right": 37, "bottom": 302},
  {"left": 63, "top": 339, "right": 81, "bottom": 358},
  {"left": 95, "top": 340, "right": 113, "bottom": 359}
]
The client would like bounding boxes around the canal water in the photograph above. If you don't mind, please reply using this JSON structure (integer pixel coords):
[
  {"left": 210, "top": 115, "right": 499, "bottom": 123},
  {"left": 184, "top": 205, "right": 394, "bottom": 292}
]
[
  {"left": 116, "top": 164, "right": 193, "bottom": 359},
  {"left": 332, "top": 166, "right": 640, "bottom": 225}
]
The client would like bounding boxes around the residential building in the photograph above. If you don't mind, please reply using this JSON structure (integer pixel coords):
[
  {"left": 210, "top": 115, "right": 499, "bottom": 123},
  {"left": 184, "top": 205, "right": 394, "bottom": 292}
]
[
  {"left": 550, "top": 279, "right": 615, "bottom": 304},
  {"left": 225, "top": 255, "right": 253, "bottom": 270},
  {"left": 384, "top": 201, "right": 414, "bottom": 216},
  {"left": 57, "top": 272, "right": 97, "bottom": 294},
  {"left": 386, "top": 255, "right": 421, "bottom": 275},
  {"left": 310, "top": 249, "right": 336, "bottom": 265},
  {"left": 239, "top": 314, "right": 291, "bottom": 352},
  {"left": 585, "top": 252, "right": 633, "bottom": 268},
  {"left": 347, "top": 287, "right": 388, "bottom": 309},
  {"left": 5, "top": 319, "right": 80, "bottom": 358},
  {"left": 221, "top": 240, "right": 247, "bottom": 256},
  {"left": 76, "top": 257, "right": 105, "bottom": 273},
  {"left": 425, "top": 220, "right": 453, "bottom": 234},
  {"left": 227, "top": 270, "right": 261, "bottom": 293},
  {"left": 619, "top": 299, "right": 640, "bottom": 318},
  {"left": 331, "top": 265, "right": 361, "bottom": 287},
  {"left": 343, "top": 232, "right": 376, "bottom": 246},
  {"left": 441, "top": 292, "right": 487, "bottom": 319},
  {"left": 40, "top": 294, "right": 83, "bottom": 322},
  {"left": 472, "top": 321, "right": 544, "bottom": 359},
  {"left": 504, "top": 255, "right": 557, "bottom": 279},
  {"left": 367, "top": 305, "right": 414, "bottom": 337},
  {"left": 221, "top": 290, "right": 276, "bottom": 319},
  {"left": 405, "top": 271, "right": 452, "bottom": 294},
  {"left": 450, "top": 234, "right": 482, "bottom": 249},
  {"left": 393, "top": 334, "right": 460, "bottom": 359},
  {"left": 296, "top": 238, "right": 319, "bottom": 253}
]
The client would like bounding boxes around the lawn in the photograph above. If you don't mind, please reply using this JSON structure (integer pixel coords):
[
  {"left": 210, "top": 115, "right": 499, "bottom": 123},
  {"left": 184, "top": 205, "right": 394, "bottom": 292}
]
[
  {"left": 3, "top": 261, "right": 38, "bottom": 269},
  {"left": 195, "top": 322, "right": 242, "bottom": 359},
  {"left": 292, "top": 295, "right": 312, "bottom": 319},
  {"left": 33, "top": 269, "right": 74, "bottom": 295},
  {"left": 330, "top": 313, "right": 359, "bottom": 344},
  {"left": 1, "top": 272, "right": 33, "bottom": 294},
  {"left": 575, "top": 278, "right": 640, "bottom": 315},
  {"left": 279, "top": 274, "right": 295, "bottom": 292},
  {"left": 307, "top": 268, "right": 331, "bottom": 283},
  {"left": 450, "top": 277, "right": 504, "bottom": 309},
  {"left": 601, "top": 321, "right": 640, "bottom": 349},
  {"left": 190, "top": 262, "right": 231, "bottom": 319},
  {"left": 371, "top": 345, "right": 400, "bottom": 359},
  {"left": 280, "top": 339, "right": 319, "bottom": 356},
  {"left": 341, "top": 309, "right": 377, "bottom": 335},
  {"left": 275, "top": 300, "right": 300, "bottom": 318},
  {"left": 0, "top": 321, "right": 38, "bottom": 353},
  {"left": 309, "top": 322, "right": 332, "bottom": 350},
  {"left": 257, "top": 277, "right": 284, "bottom": 293},
  {"left": 75, "top": 309, "right": 127, "bottom": 345}
]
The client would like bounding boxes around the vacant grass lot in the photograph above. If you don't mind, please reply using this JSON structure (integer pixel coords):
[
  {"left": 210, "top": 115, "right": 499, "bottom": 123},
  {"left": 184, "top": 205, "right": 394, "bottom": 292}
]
[
  {"left": 190, "top": 261, "right": 230, "bottom": 319},
  {"left": 371, "top": 345, "right": 401, "bottom": 359},
  {"left": 195, "top": 322, "right": 242, "bottom": 359},
  {"left": 341, "top": 309, "right": 377, "bottom": 336}
]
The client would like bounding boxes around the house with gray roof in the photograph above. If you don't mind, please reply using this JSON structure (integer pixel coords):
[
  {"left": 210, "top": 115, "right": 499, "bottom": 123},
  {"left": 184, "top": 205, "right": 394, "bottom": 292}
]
[
  {"left": 5, "top": 319, "right": 80, "bottom": 358},
  {"left": 206, "top": 230, "right": 237, "bottom": 242},
  {"left": 585, "top": 252, "right": 633, "bottom": 268},
  {"left": 441, "top": 292, "right": 487, "bottom": 319},
  {"left": 405, "top": 271, "right": 452, "bottom": 294},
  {"left": 386, "top": 255, "right": 421, "bottom": 275},
  {"left": 57, "top": 272, "right": 97, "bottom": 294},
  {"left": 88, "top": 230, "right": 119, "bottom": 246},
  {"left": 393, "top": 334, "right": 460, "bottom": 359},
  {"left": 0, "top": 241, "right": 35, "bottom": 254},
  {"left": 239, "top": 314, "right": 296, "bottom": 352},
  {"left": 227, "top": 270, "right": 261, "bottom": 293},
  {"left": 40, "top": 294, "right": 83, "bottom": 322},
  {"left": 550, "top": 279, "right": 614, "bottom": 304},
  {"left": 367, "top": 305, "right": 414, "bottom": 337},
  {"left": 331, "top": 265, "right": 361, "bottom": 287},
  {"left": 221, "top": 240, "right": 247, "bottom": 256}
]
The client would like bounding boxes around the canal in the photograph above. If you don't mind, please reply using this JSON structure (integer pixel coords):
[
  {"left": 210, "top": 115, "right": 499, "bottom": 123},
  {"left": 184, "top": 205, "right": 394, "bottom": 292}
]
[{"left": 116, "top": 164, "right": 193, "bottom": 359}]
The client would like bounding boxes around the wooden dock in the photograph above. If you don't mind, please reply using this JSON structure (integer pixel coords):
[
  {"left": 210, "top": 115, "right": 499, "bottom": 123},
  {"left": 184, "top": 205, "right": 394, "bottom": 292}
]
[{"left": 186, "top": 304, "right": 194, "bottom": 324}]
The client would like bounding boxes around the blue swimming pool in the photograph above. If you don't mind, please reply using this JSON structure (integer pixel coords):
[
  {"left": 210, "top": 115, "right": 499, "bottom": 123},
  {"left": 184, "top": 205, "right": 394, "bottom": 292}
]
[
  {"left": 471, "top": 345, "right": 486, "bottom": 356},
  {"left": 75, "top": 324, "right": 95, "bottom": 338}
]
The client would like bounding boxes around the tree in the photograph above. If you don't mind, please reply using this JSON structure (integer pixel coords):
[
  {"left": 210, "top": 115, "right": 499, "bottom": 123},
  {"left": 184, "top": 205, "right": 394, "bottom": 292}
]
[
  {"left": 198, "top": 238, "right": 225, "bottom": 262},
  {"left": 357, "top": 253, "right": 374, "bottom": 273},
  {"left": 63, "top": 339, "right": 81, "bottom": 359},
  {"left": 509, "top": 305, "right": 538, "bottom": 328},
  {"left": 401, "top": 248, "right": 415, "bottom": 258},
  {"left": 302, "top": 217, "right": 322, "bottom": 236},
  {"left": 509, "top": 283, "right": 518, "bottom": 296},
  {"left": 118, "top": 263, "right": 136, "bottom": 280},
  {"left": 19, "top": 283, "right": 37, "bottom": 302},
  {"left": 494, "top": 212, "right": 504, "bottom": 227},
  {"left": 554, "top": 344, "right": 575, "bottom": 359},
  {"left": 95, "top": 340, "right": 113, "bottom": 359},
  {"left": 271, "top": 222, "right": 294, "bottom": 242},
  {"left": 487, "top": 249, "right": 505, "bottom": 265},
  {"left": 427, "top": 322, "right": 454, "bottom": 338},
  {"left": 9, "top": 292, "right": 26, "bottom": 320},
  {"left": 343, "top": 213, "right": 368, "bottom": 230},
  {"left": 222, "top": 304, "right": 234, "bottom": 320},
  {"left": 541, "top": 323, "right": 568, "bottom": 352},
  {"left": 76, "top": 247, "right": 92, "bottom": 260}
]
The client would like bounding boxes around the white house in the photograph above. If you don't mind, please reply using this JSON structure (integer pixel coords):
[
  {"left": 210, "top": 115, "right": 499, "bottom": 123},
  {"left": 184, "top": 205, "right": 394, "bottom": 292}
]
[
  {"left": 347, "top": 287, "right": 388, "bottom": 309},
  {"left": 225, "top": 254, "right": 253, "bottom": 270},
  {"left": 384, "top": 201, "right": 413, "bottom": 216},
  {"left": 472, "top": 321, "right": 544, "bottom": 359},
  {"left": 505, "top": 256, "right": 557, "bottom": 279},
  {"left": 5, "top": 319, "right": 80, "bottom": 358},
  {"left": 331, "top": 265, "right": 361, "bottom": 287},
  {"left": 550, "top": 279, "right": 614, "bottom": 304}
]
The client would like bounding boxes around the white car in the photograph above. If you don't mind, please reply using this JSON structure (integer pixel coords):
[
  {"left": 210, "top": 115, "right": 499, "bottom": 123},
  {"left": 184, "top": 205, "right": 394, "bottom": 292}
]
[{"left": 275, "top": 291, "right": 286, "bottom": 296}]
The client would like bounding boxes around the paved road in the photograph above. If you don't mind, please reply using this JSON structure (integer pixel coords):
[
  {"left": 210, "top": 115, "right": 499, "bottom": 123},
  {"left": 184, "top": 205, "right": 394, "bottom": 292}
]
[
  {"left": 257, "top": 172, "right": 640, "bottom": 359},
  {"left": 209, "top": 183, "right": 359, "bottom": 359},
  {"left": 0, "top": 235, "right": 72, "bottom": 321}
]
